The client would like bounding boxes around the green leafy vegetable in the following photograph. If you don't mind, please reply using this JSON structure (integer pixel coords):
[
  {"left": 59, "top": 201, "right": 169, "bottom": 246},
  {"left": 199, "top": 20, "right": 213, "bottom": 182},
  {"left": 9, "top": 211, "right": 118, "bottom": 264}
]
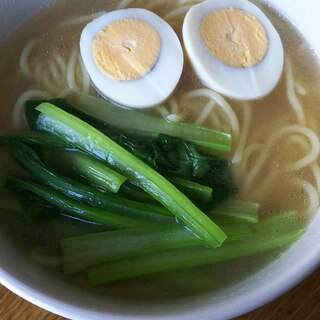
[
  {"left": 86, "top": 211, "right": 302, "bottom": 284},
  {"left": 87, "top": 229, "right": 303, "bottom": 284},
  {"left": 35, "top": 102, "right": 227, "bottom": 249},
  {"left": 25, "top": 96, "right": 232, "bottom": 153},
  {"left": 0, "top": 132, "right": 69, "bottom": 149},
  {"left": 148, "top": 134, "right": 236, "bottom": 204},
  {"left": 9, "top": 142, "right": 172, "bottom": 221},
  {"left": 167, "top": 176, "right": 213, "bottom": 203},
  {"left": 7, "top": 177, "right": 156, "bottom": 228},
  {"left": 24, "top": 99, "right": 236, "bottom": 206},
  {"left": 73, "top": 93, "right": 232, "bottom": 152},
  {"left": 210, "top": 199, "right": 260, "bottom": 223},
  {"left": 61, "top": 223, "right": 251, "bottom": 275},
  {"left": 0, "top": 96, "right": 304, "bottom": 288},
  {"left": 60, "top": 150, "right": 126, "bottom": 193}
]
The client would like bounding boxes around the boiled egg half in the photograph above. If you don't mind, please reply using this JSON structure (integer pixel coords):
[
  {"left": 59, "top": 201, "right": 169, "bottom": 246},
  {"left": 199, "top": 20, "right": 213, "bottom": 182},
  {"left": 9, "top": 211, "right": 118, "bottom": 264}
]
[
  {"left": 80, "top": 8, "right": 184, "bottom": 108},
  {"left": 183, "top": 0, "right": 284, "bottom": 100}
]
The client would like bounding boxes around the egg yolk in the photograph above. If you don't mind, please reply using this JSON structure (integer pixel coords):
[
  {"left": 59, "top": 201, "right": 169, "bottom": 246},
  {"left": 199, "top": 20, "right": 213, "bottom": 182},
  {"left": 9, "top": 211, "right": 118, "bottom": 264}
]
[
  {"left": 200, "top": 8, "right": 268, "bottom": 68},
  {"left": 92, "top": 19, "right": 161, "bottom": 81}
]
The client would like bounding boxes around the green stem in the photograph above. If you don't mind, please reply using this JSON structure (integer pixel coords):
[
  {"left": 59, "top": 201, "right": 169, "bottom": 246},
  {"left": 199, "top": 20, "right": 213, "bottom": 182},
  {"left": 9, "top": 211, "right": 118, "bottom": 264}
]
[
  {"left": 87, "top": 229, "right": 303, "bottom": 284},
  {"left": 10, "top": 143, "right": 172, "bottom": 222},
  {"left": 61, "top": 150, "right": 126, "bottom": 193},
  {"left": 11, "top": 142, "right": 172, "bottom": 223},
  {"left": 167, "top": 176, "right": 213, "bottom": 203},
  {"left": 61, "top": 223, "right": 251, "bottom": 275},
  {"left": 7, "top": 177, "right": 155, "bottom": 228},
  {"left": 209, "top": 199, "right": 260, "bottom": 223},
  {"left": 120, "top": 183, "right": 158, "bottom": 204},
  {"left": 0, "top": 132, "right": 69, "bottom": 149},
  {"left": 73, "top": 94, "right": 232, "bottom": 153}
]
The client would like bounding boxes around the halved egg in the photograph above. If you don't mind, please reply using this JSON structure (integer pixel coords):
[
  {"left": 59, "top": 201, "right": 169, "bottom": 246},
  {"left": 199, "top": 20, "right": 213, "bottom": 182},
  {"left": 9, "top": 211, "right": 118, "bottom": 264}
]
[
  {"left": 183, "top": 0, "right": 284, "bottom": 100},
  {"left": 80, "top": 8, "right": 184, "bottom": 108}
]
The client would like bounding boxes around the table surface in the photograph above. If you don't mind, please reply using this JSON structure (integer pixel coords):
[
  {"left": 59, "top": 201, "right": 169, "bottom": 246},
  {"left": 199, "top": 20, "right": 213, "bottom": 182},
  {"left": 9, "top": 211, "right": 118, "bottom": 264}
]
[{"left": 1, "top": 267, "right": 320, "bottom": 320}]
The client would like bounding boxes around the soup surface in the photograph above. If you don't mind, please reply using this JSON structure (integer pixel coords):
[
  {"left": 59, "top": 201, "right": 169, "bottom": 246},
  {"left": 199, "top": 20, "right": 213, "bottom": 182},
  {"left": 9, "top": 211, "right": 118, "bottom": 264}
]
[{"left": 0, "top": 0, "right": 320, "bottom": 301}]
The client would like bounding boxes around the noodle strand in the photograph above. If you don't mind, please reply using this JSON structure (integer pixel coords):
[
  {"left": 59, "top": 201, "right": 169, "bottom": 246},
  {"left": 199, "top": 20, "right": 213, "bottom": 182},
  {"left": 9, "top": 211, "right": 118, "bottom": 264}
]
[
  {"left": 242, "top": 125, "right": 320, "bottom": 194},
  {"left": 79, "top": 56, "right": 91, "bottom": 93},
  {"left": 67, "top": 48, "right": 80, "bottom": 91},
  {"left": 13, "top": 89, "right": 52, "bottom": 129},
  {"left": 59, "top": 12, "right": 105, "bottom": 27},
  {"left": 290, "top": 178, "right": 319, "bottom": 217},
  {"left": 286, "top": 57, "right": 306, "bottom": 125},
  {"left": 195, "top": 100, "right": 215, "bottom": 125},
  {"left": 19, "top": 40, "right": 37, "bottom": 78},
  {"left": 164, "top": 6, "right": 191, "bottom": 20},
  {"left": 232, "top": 103, "right": 252, "bottom": 166},
  {"left": 117, "top": 0, "right": 136, "bottom": 9},
  {"left": 181, "top": 89, "right": 239, "bottom": 137}
]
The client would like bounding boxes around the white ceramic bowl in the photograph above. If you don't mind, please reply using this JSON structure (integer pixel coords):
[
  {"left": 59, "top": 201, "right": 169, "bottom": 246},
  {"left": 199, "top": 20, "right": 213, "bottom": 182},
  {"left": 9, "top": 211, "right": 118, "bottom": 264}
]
[{"left": 1, "top": 1, "right": 320, "bottom": 319}]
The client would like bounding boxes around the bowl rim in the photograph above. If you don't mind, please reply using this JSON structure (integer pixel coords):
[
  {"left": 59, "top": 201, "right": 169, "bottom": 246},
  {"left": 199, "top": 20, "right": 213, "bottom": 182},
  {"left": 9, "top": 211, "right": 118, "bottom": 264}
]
[{"left": 1, "top": 0, "right": 320, "bottom": 319}]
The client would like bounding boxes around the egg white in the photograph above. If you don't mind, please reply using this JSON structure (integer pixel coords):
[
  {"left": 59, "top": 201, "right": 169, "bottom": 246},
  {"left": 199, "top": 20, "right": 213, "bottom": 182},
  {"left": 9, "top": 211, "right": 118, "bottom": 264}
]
[
  {"left": 183, "top": 0, "right": 284, "bottom": 100},
  {"left": 80, "top": 8, "right": 184, "bottom": 109}
]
